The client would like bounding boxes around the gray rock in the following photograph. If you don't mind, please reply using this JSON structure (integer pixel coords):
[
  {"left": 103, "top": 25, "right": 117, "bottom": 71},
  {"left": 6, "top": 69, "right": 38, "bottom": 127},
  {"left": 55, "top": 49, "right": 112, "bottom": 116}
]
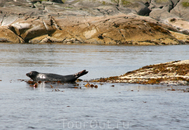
[
  {"left": 122, "top": 1, "right": 151, "bottom": 16},
  {"left": 0, "top": 14, "right": 19, "bottom": 26},
  {"left": 149, "top": 8, "right": 178, "bottom": 21},
  {"left": 148, "top": 0, "right": 171, "bottom": 11},
  {"left": 170, "top": 0, "right": 189, "bottom": 21},
  {"left": 49, "top": 0, "right": 63, "bottom": 3}
]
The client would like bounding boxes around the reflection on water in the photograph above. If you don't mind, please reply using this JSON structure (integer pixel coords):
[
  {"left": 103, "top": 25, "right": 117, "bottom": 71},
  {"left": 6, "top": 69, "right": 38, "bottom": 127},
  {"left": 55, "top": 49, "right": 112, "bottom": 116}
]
[{"left": 0, "top": 43, "right": 189, "bottom": 130}]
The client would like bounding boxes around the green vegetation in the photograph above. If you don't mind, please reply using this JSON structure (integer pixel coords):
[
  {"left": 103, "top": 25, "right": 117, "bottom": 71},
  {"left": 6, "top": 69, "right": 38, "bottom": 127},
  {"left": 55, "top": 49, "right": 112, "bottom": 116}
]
[
  {"left": 182, "top": 2, "right": 189, "bottom": 7},
  {"left": 40, "top": 0, "right": 66, "bottom": 3},
  {"left": 156, "top": 0, "right": 169, "bottom": 3},
  {"left": 102, "top": 1, "right": 106, "bottom": 5},
  {"left": 111, "top": 0, "right": 118, "bottom": 4},
  {"left": 121, "top": 0, "right": 130, "bottom": 5},
  {"left": 111, "top": 0, "right": 131, "bottom": 5}
]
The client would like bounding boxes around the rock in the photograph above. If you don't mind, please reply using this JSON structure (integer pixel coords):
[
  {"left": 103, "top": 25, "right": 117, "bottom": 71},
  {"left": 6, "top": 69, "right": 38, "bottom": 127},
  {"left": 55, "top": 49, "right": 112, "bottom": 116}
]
[
  {"left": 0, "top": 26, "right": 24, "bottom": 43},
  {"left": 49, "top": 0, "right": 63, "bottom": 3},
  {"left": 53, "top": 14, "right": 180, "bottom": 45},
  {"left": 148, "top": 0, "right": 189, "bottom": 22},
  {"left": 170, "top": 31, "right": 189, "bottom": 43},
  {"left": 0, "top": 0, "right": 41, "bottom": 17},
  {"left": 0, "top": 0, "right": 188, "bottom": 45},
  {"left": 122, "top": 1, "right": 151, "bottom": 16},
  {"left": 8, "top": 17, "right": 56, "bottom": 42},
  {"left": 164, "top": 18, "right": 189, "bottom": 35},
  {"left": 91, "top": 60, "right": 189, "bottom": 85},
  {"left": 148, "top": 0, "right": 173, "bottom": 11},
  {"left": 149, "top": 8, "right": 178, "bottom": 21},
  {"left": 28, "top": 34, "right": 49, "bottom": 44},
  {"left": 170, "top": 0, "right": 189, "bottom": 21},
  {"left": 0, "top": 14, "right": 19, "bottom": 26}
]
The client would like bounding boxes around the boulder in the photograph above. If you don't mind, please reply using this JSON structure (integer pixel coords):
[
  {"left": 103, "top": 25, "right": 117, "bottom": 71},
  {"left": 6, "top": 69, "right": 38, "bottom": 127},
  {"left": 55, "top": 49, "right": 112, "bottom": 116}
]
[
  {"left": 170, "top": 0, "right": 189, "bottom": 21},
  {"left": 51, "top": 14, "right": 180, "bottom": 45},
  {"left": 148, "top": 0, "right": 180, "bottom": 12},
  {"left": 164, "top": 18, "right": 189, "bottom": 35},
  {"left": 122, "top": 1, "right": 151, "bottom": 16},
  {"left": 8, "top": 17, "right": 56, "bottom": 42},
  {"left": 0, "top": 14, "right": 19, "bottom": 26},
  {"left": 170, "top": 31, "right": 189, "bottom": 44},
  {"left": 0, "top": 26, "right": 24, "bottom": 43},
  {"left": 28, "top": 34, "right": 49, "bottom": 44},
  {"left": 149, "top": 8, "right": 178, "bottom": 21}
]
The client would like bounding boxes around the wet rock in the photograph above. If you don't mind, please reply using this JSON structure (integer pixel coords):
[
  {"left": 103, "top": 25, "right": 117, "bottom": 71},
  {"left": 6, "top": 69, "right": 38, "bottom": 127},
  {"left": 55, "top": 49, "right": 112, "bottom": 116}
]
[
  {"left": 85, "top": 82, "right": 98, "bottom": 88},
  {"left": 91, "top": 60, "right": 189, "bottom": 85}
]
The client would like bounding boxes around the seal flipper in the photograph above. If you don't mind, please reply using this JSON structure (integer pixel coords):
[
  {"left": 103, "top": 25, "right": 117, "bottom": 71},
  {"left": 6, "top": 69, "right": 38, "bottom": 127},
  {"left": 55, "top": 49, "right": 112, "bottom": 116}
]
[{"left": 75, "top": 70, "right": 88, "bottom": 78}]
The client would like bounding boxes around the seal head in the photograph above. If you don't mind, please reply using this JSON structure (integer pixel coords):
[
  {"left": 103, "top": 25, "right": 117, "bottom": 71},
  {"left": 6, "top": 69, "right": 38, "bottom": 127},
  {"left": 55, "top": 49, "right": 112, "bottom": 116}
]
[{"left": 26, "top": 71, "right": 39, "bottom": 81}]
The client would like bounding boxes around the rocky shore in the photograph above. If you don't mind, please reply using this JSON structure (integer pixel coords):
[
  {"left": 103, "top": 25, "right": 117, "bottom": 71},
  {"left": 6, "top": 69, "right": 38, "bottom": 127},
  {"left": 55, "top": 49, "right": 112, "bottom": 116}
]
[
  {"left": 91, "top": 60, "right": 189, "bottom": 85},
  {"left": 0, "top": 0, "right": 189, "bottom": 45}
]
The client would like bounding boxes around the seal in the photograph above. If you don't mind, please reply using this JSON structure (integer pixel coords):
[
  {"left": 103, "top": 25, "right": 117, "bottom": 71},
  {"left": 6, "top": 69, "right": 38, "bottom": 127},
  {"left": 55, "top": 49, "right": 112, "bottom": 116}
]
[{"left": 26, "top": 70, "right": 88, "bottom": 83}]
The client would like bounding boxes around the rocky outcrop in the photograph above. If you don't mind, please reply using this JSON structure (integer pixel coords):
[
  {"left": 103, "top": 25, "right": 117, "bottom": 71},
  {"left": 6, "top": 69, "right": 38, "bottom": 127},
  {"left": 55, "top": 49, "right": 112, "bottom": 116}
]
[
  {"left": 8, "top": 17, "right": 56, "bottom": 42},
  {"left": 0, "top": 0, "right": 189, "bottom": 44},
  {"left": 91, "top": 60, "right": 189, "bottom": 85},
  {"left": 0, "top": 26, "right": 24, "bottom": 43},
  {"left": 44, "top": 14, "right": 179, "bottom": 45}
]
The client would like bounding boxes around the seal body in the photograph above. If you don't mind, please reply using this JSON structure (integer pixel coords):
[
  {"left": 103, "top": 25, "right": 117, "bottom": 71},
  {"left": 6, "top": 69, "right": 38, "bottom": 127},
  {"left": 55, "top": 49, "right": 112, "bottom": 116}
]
[{"left": 26, "top": 70, "right": 88, "bottom": 83}]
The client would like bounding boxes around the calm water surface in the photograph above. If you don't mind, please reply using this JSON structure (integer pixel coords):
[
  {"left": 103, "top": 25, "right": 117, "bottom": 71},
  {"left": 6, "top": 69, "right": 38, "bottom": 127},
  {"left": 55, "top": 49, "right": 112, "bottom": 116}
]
[{"left": 0, "top": 43, "right": 189, "bottom": 130}]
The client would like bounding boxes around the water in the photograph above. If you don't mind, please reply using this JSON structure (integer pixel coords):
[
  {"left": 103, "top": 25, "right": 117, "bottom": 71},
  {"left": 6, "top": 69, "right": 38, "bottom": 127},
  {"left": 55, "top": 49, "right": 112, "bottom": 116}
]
[{"left": 0, "top": 43, "right": 189, "bottom": 130}]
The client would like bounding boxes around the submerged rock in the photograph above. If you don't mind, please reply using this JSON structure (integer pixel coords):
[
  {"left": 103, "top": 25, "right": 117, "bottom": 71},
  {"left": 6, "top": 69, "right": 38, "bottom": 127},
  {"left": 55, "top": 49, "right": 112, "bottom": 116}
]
[{"left": 91, "top": 60, "right": 189, "bottom": 85}]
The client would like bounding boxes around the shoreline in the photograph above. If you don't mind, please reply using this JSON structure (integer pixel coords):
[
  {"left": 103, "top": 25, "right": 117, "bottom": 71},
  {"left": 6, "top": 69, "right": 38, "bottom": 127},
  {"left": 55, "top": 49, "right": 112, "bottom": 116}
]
[{"left": 0, "top": 0, "right": 189, "bottom": 45}]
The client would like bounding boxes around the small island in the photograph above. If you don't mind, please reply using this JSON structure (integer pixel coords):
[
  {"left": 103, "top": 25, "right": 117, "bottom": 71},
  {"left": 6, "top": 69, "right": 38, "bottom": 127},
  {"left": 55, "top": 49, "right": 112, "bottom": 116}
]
[{"left": 91, "top": 60, "right": 189, "bottom": 85}]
